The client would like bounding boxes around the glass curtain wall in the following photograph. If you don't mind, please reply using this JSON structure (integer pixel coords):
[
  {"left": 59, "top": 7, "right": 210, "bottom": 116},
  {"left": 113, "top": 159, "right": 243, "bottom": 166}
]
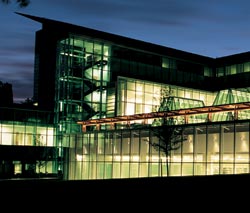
[
  {"left": 56, "top": 34, "right": 111, "bottom": 134},
  {"left": 117, "top": 76, "right": 215, "bottom": 112},
  {"left": 216, "top": 62, "right": 250, "bottom": 77},
  {"left": 0, "top": 108, "right": 56, "bottom": 177},
  {"left": 212, "top": 88, "right": 250, "bottom": 121},
  {"left": 0, "top": 123, "right": 54, "bottom": 146},
  {"left": 116, "top": 76, "right": 215, "bottom": 126},
  {"left": 55, "top": 35, "right": 111, "bottom": 175},
  {"left": 0, "top": 122, "right": 55, "bottom": 176},
  {"left": 67, "top": 121, "right": 250, "bottom": 180}
]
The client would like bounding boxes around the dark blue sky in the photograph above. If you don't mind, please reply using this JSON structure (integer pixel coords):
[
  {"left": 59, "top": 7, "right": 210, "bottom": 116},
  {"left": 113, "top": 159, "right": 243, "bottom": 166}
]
[{"left": 1, "top": 0, "right": 250, "bottom": 103}]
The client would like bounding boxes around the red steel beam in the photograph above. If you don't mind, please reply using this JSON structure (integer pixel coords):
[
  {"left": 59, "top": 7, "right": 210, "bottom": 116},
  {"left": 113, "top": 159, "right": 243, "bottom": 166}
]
[{"left": 77, "top": 102, "right": 250, "bottom": 128}]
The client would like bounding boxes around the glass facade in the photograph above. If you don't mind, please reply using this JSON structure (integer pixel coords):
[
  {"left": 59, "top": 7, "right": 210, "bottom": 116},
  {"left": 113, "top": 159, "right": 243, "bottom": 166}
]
[
  {"left": 0, "top": 108, "right": 58, "bottom": 178},
  {"left": 0, "top": 123, "right": 54, "bottom": 146},
  {"left": 66, "top": 121, "right": 250, "bottom": 179},
  {"left": 216, "top": 62, "right": 250, "bottom": 77},
  {"left": 55, "top": 35, "right": 111, "bottom": 133},
  {"left": 212, "top": 88, "right": 250, "bottom": 121},
  {"left": 65, "top": 74, "right": 250, "bottom": 180},
  {"left": 117, "top": 77, "right": 215, "bottom": 126}
]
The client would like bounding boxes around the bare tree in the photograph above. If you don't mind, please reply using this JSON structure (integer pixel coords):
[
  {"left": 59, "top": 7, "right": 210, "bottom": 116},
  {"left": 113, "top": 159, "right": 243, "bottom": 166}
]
[
  {"left": 1, "top": 0, "right": 30, "bottom": 7},
  {"left": 150, "top": 126, "right": 187, "bottom": 155},
  {"left": 147, "top": 125, "right": 187, "bottom": 176},
  {"left": 149, "top": 86, "right": 187, "bottom": 176}
]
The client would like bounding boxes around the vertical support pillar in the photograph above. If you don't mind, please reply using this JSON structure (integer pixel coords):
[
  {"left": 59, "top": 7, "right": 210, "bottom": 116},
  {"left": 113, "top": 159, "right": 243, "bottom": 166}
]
[
  {"left": 207, "top": 113, "right": 212, "bottom": 122},
  {"left": 184, "top": 115, "right": 189, "bottom": 124},
  {"left": 96, "top": 124, "right": 100, "bottom": 131},
  {"left": 110, "top": 123, "right": 115, "bottom": 130},
  {"left": 234, "top": 109, "right": 238, "bottom": 120}
]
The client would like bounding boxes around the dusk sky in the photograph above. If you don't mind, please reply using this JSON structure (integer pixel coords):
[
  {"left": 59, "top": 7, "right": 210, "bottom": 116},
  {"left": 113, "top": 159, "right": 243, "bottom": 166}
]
[{"left": 1, "top": 0, "right": 250, "bottom": 103}]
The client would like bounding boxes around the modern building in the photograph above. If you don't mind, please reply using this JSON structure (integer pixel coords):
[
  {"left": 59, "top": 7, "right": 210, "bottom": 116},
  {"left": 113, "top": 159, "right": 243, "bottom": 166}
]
[{"left": 1, "top": 12, "right": 250, "bottom": 179}]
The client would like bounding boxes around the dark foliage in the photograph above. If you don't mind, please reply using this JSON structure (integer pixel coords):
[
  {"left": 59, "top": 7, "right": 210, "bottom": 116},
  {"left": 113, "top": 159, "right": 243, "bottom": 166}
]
[{"left": 1, "top": 0, "right": 30, "bottom": 7}]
